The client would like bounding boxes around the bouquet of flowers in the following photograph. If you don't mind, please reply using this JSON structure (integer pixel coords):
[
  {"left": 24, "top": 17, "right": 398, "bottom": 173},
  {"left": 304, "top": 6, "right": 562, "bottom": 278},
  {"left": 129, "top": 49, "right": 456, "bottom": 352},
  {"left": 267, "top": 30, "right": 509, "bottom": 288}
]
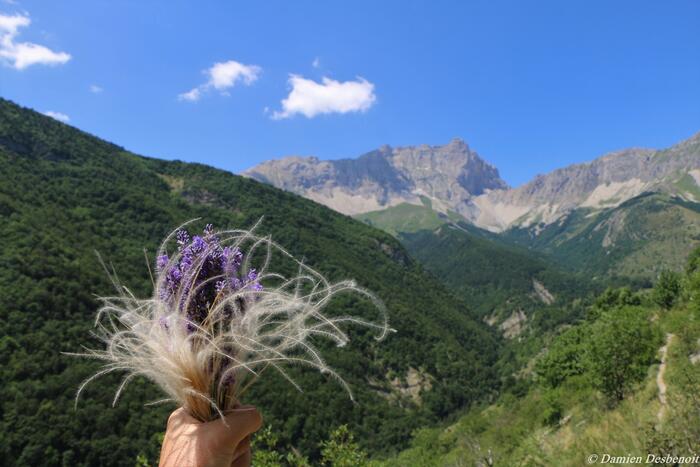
[{"left": 75, "top": 221, "right": 389, "bottom": 422}]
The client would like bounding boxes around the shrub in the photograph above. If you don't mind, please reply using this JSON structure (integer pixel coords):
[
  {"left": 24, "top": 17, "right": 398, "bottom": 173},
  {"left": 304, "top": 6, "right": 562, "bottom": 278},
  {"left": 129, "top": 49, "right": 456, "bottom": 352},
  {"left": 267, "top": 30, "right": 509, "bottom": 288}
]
[
  {"left": 587, "top": 307, "right": 661, "bottom": 402},
  {"left": 652, "top": 270, "right": 681, "bottom": 310}
]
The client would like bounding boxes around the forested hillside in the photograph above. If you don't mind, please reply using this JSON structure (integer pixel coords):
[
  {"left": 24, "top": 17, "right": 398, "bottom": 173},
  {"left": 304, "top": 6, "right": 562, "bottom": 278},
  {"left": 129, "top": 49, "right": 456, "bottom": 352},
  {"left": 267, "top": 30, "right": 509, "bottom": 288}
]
[
  {"left": 401, "top": 223, "right": 594, "bottom": 325},
  {"left": 504, "top": 193, "right": 700, "bottom": 283},
  {"left": 397, "top": 222, "right": 598, "bottom": 376},
  {"left": 0, "top": 98, "right": 501, "bottom": 465},
  {"left": 384, "top": 255, "right": 700, "bottom": 466}
]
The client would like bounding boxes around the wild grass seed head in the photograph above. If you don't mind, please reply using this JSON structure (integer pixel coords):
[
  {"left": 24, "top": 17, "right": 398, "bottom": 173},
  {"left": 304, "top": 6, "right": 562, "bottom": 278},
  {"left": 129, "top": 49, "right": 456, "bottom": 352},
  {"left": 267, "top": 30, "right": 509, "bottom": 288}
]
[{"left": 74, "top": 220, "right": 390, "bottom": 422}]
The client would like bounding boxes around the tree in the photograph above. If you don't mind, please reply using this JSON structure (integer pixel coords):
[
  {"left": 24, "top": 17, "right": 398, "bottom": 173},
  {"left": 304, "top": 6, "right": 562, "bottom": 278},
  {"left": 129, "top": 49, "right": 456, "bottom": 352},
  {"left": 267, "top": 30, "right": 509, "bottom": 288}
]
[
  {"left": 536, "top": 325, "right": 588, "bottom": 388},
  {"left": 589, "top": 287, "right": 640, "bottom": 320},
  {"left": 587, "top": 307, "right": 661, "bottom": 402},
  {"left": 320, "top": 425, "right": 369, "bottom": 467},
  {"left": 685, "top": 246, "right": 700, "bottom": 276},
  {"left": 652, "top": 270, "right": 681, "bottom": 310}
]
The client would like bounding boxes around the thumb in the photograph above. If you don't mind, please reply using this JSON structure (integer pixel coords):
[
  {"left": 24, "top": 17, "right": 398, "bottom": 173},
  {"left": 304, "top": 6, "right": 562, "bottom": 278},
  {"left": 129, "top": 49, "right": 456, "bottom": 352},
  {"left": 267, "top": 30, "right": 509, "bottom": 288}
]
[{"left": 221, "top": 405, "right": 263, "bottom": 445}]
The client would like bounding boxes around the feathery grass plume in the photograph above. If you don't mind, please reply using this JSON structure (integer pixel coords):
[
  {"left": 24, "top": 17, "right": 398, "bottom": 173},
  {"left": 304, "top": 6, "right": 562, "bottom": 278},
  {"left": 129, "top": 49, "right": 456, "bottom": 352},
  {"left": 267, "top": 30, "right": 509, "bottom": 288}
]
[{"left": 73, "top": 220, "right": 390, "bottom": 422}]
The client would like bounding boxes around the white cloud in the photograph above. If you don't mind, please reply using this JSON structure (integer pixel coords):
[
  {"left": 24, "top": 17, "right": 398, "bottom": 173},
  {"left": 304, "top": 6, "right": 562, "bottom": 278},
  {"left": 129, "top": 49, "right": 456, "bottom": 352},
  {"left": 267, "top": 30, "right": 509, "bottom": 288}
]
[
  {"left": 312, "top": 57, "right": 320, "bottom": 68},
  {"left": 89, "top": 84, "right": 103, "bottom": 93},
  {"left": 272, "top": 75, "right": 376, "bottom": 119},
  {"left": 179, "top": 59, "right": 261, "bottom": 102},
  {"left": 178, "top": 87, "right": 201, "bottom": 102},
  {"left": 0, "top": 12, "right": 26, "bottom": 32},
  {"left": 43, "top": 110, "right": 69, "bottom": 122},
  {"left": 0, "top": 13, "right": 71, "bottom": 70}
]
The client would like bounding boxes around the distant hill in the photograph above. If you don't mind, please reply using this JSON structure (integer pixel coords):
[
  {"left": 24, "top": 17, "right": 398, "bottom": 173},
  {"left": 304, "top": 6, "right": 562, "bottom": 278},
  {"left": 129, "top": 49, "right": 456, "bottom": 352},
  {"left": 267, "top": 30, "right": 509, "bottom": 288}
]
[
  {"left": 504, "top": 192, "right": 700, "bottom": 282},
  {"left": 400, "top": 223, "right": 593, "bottom": 330},
  {"left": 355, "top": 196, "right": 466, "bottom": 237},
  {"left": 0, "top": 98, "right": 500, "bottom": 465}
]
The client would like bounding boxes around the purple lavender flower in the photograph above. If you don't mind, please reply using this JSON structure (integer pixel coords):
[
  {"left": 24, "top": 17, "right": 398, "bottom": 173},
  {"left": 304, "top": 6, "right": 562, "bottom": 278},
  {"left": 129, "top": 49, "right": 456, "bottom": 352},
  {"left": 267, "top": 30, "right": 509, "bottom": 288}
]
[
  {"left": 190, "top": 236, "right": 206, "bottom": 255},
  {"left": 231, "top": 247, "right": 243, "bottom": 266},
  {"left": 156, "top": 254, "right": 169, "bottom": 271},
  {"left": 230, "top": 277, "right": 243, "bottom": 291},
  {"left": 176, "top": 230, "right": 190, "bottom": 250},
  {"left": 157, "top": 224, "right": 263, "bottom": 330},
  {"left": 246, "top": 269, "right": 263, "bottom": 291}
]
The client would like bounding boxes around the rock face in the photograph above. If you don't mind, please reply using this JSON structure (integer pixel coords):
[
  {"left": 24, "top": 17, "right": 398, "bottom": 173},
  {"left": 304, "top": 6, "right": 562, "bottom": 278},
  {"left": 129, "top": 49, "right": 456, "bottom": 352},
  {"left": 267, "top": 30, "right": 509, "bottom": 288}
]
[
  {"left": 243, "top": 138, "right": 508, "bottom": 216},
  {"left": 472, "top": 132, "right": 700, "bottom": 231},
  {"left": 244, "top": 132, "right": 700, "bottom": 232}
]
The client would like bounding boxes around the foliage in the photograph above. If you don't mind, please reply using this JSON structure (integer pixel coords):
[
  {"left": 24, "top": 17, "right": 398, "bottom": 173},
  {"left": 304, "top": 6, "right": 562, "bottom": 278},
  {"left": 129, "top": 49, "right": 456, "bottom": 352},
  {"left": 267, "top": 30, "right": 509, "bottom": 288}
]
[
  {"left": 587, "top": 286, "right": 641, "bottom": 320},
  {"left": 0, "top": 98, "right": 499, "bottom": 465},
  {"left": 541, "top": 387, "right": 564, "bottom": 426},
  {"left": 587, "top": 306, "right": 661, "bottom": 402},
  {"left": 684, "top": 246, "right": 700, "bottom": 275},
  {"left": 504, "top": 193, "right": 700, "bottom": 283},
  {"left": 320, "top": 425, "right": 368, "bottom": 467},
  {"left": 382, "top": 287, "right": 699, "bottom": 465},
  {"left": 400, "top": 223, "right": 598, "bottom": 377},
  {"left": 400, "top": 224, "right": 596, "bottom": 327},
  {"left": 535, "top": 325, "right": 588, "bottom": 388},
  {"left": 537, "top": 298, "right": 660, "bottom": 404},
  {"left": 593, "top": 286, "right": 641, "bottom": 312},
  {"left": 251, "top": 426, "right": 311, "bottom": 467},
  {"left": 652, "top": 270, "right": 682, "bottom": 310},
  {"left": 251, "top": 424, "right": 369, "bottom": 467},
  {"left": 252, "top": 426, "right": 286, "bottom": 466}
]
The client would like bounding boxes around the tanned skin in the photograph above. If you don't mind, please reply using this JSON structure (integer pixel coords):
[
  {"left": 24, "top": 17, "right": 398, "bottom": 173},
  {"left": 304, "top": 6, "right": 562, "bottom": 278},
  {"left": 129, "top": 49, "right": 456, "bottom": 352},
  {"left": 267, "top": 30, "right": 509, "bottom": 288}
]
[{"left": 159, "top": 406, "right": 262, "bottom": 467}]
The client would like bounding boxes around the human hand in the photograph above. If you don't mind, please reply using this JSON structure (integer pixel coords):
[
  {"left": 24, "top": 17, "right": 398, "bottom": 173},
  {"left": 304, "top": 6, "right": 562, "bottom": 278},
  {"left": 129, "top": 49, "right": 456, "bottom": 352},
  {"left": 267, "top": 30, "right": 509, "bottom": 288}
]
[{"left": 159, "top": 406, "right": 263, "bottom": 467}]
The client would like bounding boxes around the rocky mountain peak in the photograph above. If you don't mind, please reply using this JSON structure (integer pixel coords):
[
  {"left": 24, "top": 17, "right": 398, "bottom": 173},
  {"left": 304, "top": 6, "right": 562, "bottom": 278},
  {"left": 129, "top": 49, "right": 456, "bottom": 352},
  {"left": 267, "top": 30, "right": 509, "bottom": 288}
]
[
  {"left": 446, "top": 137, "right": 468, "bottom": 149},
  {"left": 243, "top": 139, "right": 508, "bottom": 215}
]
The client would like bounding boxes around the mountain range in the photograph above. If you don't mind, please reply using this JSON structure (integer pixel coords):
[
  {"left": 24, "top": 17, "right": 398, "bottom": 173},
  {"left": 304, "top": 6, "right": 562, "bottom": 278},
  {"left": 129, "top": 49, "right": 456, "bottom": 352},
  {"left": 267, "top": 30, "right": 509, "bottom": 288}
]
[
  {"left": 244, "top": 131, "right": 700, "bottom": 284},
  {"left": 244, "top": 132, "right": 700, "bottom": 233}
]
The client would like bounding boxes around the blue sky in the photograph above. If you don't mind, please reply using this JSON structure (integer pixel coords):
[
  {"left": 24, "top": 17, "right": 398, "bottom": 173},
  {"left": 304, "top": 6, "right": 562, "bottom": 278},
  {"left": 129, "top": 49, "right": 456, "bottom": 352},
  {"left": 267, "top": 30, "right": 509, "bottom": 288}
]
[{"left": 1, "top": 0, "right": 699, "bottom": 186}]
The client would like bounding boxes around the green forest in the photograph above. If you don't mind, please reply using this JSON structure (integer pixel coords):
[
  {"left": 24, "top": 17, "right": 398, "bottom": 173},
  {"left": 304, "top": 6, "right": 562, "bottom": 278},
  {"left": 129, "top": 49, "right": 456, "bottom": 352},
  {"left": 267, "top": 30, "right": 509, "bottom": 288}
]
[{"left": 0, "top": 99, "right": 500, "bottom": 465}]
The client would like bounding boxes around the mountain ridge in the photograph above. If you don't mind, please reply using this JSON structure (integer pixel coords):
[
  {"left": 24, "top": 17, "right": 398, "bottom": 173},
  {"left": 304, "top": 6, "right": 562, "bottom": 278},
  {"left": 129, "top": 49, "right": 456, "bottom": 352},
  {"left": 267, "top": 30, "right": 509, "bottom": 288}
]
[
  {"left": 244, "top": 138, "right": 509, "bottom": 216},
  {"left": 244, "top": 131, "right": 700, "bottom": 232}
]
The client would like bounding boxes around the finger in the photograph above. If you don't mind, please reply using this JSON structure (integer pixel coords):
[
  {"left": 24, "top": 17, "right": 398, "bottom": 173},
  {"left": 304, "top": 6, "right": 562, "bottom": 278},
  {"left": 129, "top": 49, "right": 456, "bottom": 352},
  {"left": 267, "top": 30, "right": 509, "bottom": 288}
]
[
  {"left": 230, "top": 448, "right": 251, "bottom": 467},
  {"left": 168, "top": 406, "right": 209, "bottom": 427},
  {"left": 166, "top": 407, "right": 199, "bottom": 433},
  {"left": 166, "top": 407, "right": 187, "bottom": 426},
  {"left": 233, "top": 436, "right": 250, "bottom": 459}
]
